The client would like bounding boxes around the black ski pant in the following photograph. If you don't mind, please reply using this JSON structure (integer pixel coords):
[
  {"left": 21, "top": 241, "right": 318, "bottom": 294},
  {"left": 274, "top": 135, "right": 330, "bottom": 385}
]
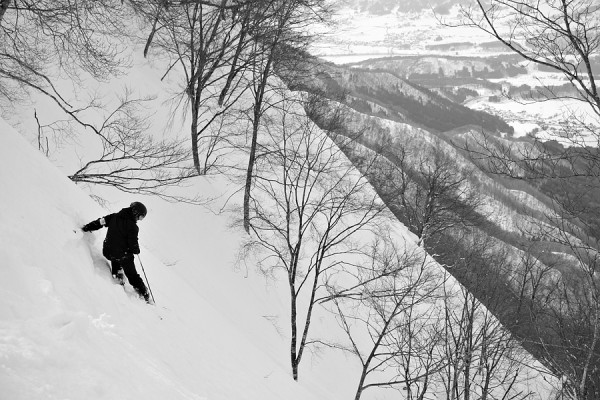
[{"left": 109, "top": 254, "right": 147, "bottom": 296}]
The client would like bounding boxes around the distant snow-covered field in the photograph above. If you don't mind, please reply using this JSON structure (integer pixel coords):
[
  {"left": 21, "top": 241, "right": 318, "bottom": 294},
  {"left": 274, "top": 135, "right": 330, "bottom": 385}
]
[
  {"left": 468, "top": 96, "right": 598, "bottom": 141},
  {"left": 312, "top": 6, "right": 512, "bottom": 63},
  {"left": 313, "top": 6, "right": 599, "bottom": 145}
]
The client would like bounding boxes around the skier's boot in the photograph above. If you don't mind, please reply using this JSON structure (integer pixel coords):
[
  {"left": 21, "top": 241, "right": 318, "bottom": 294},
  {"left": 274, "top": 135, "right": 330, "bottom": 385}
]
[
  {"left": 143, "top": 292, "right": 153, "bottom": 305},
  {"left": 142, "top": 291, "right": 153, "bottom": 305},
  {"left": 137, "top": 286, "right": 153, "bottom": 305},
  {"left": 112, "top": 269, "right": 125, "bottom": 286}
]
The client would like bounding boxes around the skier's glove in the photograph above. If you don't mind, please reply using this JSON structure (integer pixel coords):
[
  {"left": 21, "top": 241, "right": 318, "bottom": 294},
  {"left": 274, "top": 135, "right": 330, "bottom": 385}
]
[{"left": 81, "top": 219, "right": 103, "bottom": 232}]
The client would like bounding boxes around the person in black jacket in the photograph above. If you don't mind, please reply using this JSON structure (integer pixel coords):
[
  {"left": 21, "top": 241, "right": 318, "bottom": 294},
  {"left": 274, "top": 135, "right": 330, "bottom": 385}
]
[{"left": 82, "top": 202, "right": 150, "bottom": 302}]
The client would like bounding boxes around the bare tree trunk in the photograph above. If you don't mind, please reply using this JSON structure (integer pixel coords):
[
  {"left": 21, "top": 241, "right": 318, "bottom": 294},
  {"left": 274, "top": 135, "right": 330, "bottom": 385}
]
[
  {"left": 243, "top": 110, "right": 261, "bottom": 232},
  {"left": 143, "top": 0, "right": 169, "bottom": 57},
  {"left": 243, "top": 57, "right": 271, "bottom": 232},
  {"left": 190, "top": 78, "right": 202, "bottom": 174},
  {"left": 218, "top": 16, "right": 248, "bottom": 106},
  {"left": 353, "top": 302, "right": 400, "bottom": 400},
  {"left": 289, "top": 285, "right": 299, "bottom": 381},
  {"left": 580, "top": 307, "right": 600, "bottom": 397},
  {"left": 243, "top": 93, "right": 383, "bottom": 383},
  {"left": 294, "top": 258, "right": 323, "bottom": 380},
  {"left": 191, "top": 107, "right": 201, "bottom": 174},
  {"left": 354, "top": 368, "right": 368, "bottom": 400},
  {"left": 481, "top": 371, "right": 491, "bottom": 400}
]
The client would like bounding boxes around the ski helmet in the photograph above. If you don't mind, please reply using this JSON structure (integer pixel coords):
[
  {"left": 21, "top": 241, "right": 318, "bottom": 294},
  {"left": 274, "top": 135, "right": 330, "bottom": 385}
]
[{"left": 130, "top": 201, "right": 147, "bottom": 220}]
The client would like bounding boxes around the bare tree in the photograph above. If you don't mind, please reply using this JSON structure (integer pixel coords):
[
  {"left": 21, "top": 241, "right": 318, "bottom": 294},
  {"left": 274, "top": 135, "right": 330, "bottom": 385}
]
[
  {"left": 450, "top": 0, "right": 600, "bottom": 201},
  {"left": 440, "top": 266, "right": 539, "bottom": 400},
  {"left": 0, "top": 0, "right": 131, "bottom": 103},
  {"left": 404, "top": 147, "right": 483, "bottom": 250},
  {"left": 521, "top": 225, "right": 600, "bottom": 399},
  {"left": 239, "top": 94, "right": 386, "bottom": 380},
  {"left": 326, "top": 236, "right": 445, "bottom": 400},
  {"left": 241, "top": 0, "right": 334, "bottom": 233},
  {"left": 325, "top": 230, "right": 543, "bottom": 400},
  {"left": 135, "top": 0, "right": 255, "bottom": 174},
  {"left": 1, "top": 1, "right": 200, "bottom": 199},
  {"left": 512, "top": 244, "right": 559, "bottom": 319},
  {"left": 363, "top": 140, "right": 484, "bottom": 251},
  {"left": 456, "top": 1, "right": 600, "bottom": 121},
  {"left": 66, "top": 93, "right": 196, "bottom": 200},
  {"left": 132, "top": 0, "right": 336, "bottom": 219},
  {"left": 444, "top": 2, "right": 600, "bottom": 397}
]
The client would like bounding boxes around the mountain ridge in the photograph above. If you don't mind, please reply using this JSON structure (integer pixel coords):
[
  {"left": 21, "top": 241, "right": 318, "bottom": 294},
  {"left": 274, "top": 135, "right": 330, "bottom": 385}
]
[{"left": 295, "top": 58, "right": 600, "bottom": 393}]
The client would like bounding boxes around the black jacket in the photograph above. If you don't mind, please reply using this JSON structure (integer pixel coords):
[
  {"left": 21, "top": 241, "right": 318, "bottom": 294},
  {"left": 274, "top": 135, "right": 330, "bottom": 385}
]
[{"left": 83, "top": 207, "right": 140, "bottom": 260}]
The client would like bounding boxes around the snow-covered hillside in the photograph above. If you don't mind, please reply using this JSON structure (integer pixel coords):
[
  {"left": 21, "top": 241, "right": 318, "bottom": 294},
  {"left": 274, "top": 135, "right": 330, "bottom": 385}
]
[
  {"left": 0, "top": 16, "right": 560, "bottom": 397},
  {"left": 0, "top": 113, "right": 558, "bottom": 399},
  {"left": 0, "top": 119, "right": 338, "bottom": 400}
]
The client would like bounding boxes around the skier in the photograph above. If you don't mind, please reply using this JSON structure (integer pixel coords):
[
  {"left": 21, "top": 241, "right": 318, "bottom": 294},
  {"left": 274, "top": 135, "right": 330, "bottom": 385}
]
[{"left": 82, "top": 202, "right": 151, "bottom": 303}]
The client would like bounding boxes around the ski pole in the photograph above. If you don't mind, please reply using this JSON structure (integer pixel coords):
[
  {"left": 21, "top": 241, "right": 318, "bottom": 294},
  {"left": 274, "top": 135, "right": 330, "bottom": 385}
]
[{"left": 137, "top": 254, "right": 156, "bottom": 304}]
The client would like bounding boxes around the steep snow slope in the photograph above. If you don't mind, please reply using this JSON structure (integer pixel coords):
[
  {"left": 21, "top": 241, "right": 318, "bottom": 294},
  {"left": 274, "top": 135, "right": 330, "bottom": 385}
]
[
  {"left": 0, "top": 119, "right": 333, "bottom": 400},
  {"left": 0, "top": 106, "right": 558, "bottom": 400}
]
